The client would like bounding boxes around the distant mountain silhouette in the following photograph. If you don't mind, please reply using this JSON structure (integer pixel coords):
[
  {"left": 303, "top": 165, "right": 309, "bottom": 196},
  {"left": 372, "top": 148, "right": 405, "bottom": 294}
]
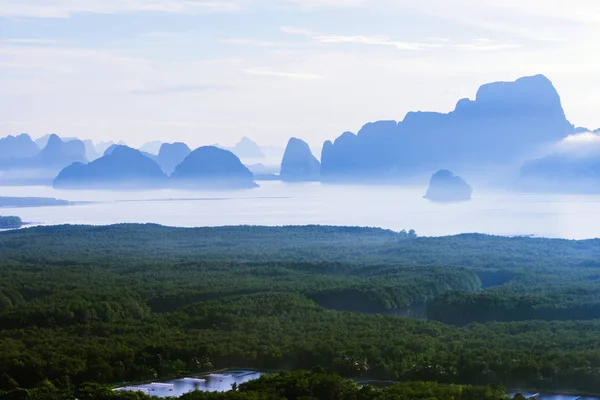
[
  {"left": 246, "top": 163, "right": 279, "bottom": 180},
  {"left": 36, "top": 135, "right": 100, "bottom": 161},
  {"left": 156, "top": 142, "right": 191, "bottom": 175},
  {"left": 96, "top": 141, "right": 116, "bottom": 155},
  {"left": 572, "top": 127, "right": 590, "bottom": 134},
  {"left": 0, "top": 134, "right": 39, "bottom": 160},
  {"left": 171, "top": 146, "right": 257, "bottom": 189},
  {"left": 222, "top": 137, "right": 265, "bottom": 159},
  {"left": 424, "top": 170, "right": 473, "bottom": 202},
  {"left": 103, "top": 144, "right": 122, "bottom": 156},
  {"left": 96, "top": 141, "right": 126, "bottom": 156},
  {"left": 53, "top": 145, "right": 167, "bottom": 189},
  {"left": 35, "top": 134, "right": 58, "bottom": 149},
  {"left": 280, "top": 138, "right": 320, "bottom": 182},
  {"left": 519, "top": 149, "right": 600, "bottom": 193},
  {"left": 103, "top": 143, "right": 157, "bottom": 163},
  {"left": 139, "top": 141, "right": 163, "bottom": 155},
  {"left": 82, "top": 140, "right": 101, "bottom": 161},
  {"left": 32, "top": 134, "right": 87, "bottom": 168},
  {"left": 321, "top": 75, "right": 574, "bottom": 182}
]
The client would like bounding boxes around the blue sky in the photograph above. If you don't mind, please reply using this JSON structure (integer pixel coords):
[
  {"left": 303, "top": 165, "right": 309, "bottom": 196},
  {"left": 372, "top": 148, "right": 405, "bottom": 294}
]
[{"left": 1, "top": 0, "right": 599, "bottom": 149}]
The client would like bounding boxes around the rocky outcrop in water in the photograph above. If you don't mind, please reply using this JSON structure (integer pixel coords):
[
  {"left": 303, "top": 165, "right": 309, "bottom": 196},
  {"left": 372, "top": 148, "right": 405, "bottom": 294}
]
[
  {"left": 424, "top": 170, "right": 473, "bottom": 202},
  {"left": 280, "top": 138, "right": 320, "bottom": 182},
  {"left": 53, "top": 145, "right": 167, "bottom": 189},
  {"left": 171, "top": 146, "right": 257, "bottom": 189}
]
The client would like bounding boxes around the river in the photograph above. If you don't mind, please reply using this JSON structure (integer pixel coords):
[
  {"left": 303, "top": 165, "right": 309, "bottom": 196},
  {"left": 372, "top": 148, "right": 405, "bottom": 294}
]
[{"left": 114, "top": 370, "right": 600, "bottom": 399}]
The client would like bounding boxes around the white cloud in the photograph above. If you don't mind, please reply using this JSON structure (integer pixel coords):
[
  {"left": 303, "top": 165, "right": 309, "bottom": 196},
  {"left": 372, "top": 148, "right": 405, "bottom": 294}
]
[
  {"left": 0, "top": 38, "right": 57, "bottom": 45},
  {"left": 555, "top": 132, "right": 600, "bottom": 157},
  {"left": 281, "top": 28, "right": 521, "bottom": 52},
  {"left": 454, "top": 42, "right": 522, "bottom": 51},
  {"left": 0, "top": 0, "right": 240, "bottom": 18},
  {"left": 314, "top": 35, "right": 440, "bottom": 50},
  {"left": 285, "top": 0, "right": 367, "bottom": 8},
  {"left": 280, "top": 26, "right": 317, "bottom": 36},
  {"left": 131, "top": 84, "right": 233, "bottom": 95},
  {"left": 242, "top": 69, "right": 324, "bottom": 80},
  {"left": 220, "top": 38, "right": 309, "bottom": 48}
]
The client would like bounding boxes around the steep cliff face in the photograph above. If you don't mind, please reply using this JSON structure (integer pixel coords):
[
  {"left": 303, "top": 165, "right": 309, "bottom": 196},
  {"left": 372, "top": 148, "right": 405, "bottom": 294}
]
[
  {"left": 53, "top": 145, "right": 167, "bottom": 189},
  {"left": 321, "top": 75, "right": 573, "bottom": 182},
  {"left": 424, "top": 170, "right": 473, "bottom": 202},
  {"left": 280, "top": 138, "right": 320, "bottom": 182},
  {"left": 171, "top": 146, "right": 257, "bottom": 189}
]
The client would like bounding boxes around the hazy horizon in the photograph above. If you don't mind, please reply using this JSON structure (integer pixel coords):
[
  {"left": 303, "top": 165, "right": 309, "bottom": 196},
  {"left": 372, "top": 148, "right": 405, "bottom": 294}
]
[{"left": 2, "top": 0, "right": 600, "bottom": 149}]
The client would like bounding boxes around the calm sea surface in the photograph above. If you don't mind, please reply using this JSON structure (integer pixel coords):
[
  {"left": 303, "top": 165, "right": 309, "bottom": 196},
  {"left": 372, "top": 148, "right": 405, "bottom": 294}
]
[{"left": 2, "top": 181, "right": 600, "bottom": 239}]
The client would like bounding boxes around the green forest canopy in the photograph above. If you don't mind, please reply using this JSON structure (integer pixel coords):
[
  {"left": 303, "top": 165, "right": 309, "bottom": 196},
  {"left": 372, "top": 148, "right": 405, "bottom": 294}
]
[{"left": 2, "top": 224, "right": 600, "bottom": 397}]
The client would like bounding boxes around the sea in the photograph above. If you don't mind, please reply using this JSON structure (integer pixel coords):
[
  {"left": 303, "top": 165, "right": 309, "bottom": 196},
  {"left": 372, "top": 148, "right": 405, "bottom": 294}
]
[{"left": 2, "top": 181, "right": 600, "bottom": 239}]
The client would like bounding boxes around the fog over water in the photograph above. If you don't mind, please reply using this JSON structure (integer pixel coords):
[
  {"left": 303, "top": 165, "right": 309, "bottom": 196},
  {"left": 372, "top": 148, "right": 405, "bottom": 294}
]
[{"left": 3, "top": 181, "right": 600, "bottom": 239}]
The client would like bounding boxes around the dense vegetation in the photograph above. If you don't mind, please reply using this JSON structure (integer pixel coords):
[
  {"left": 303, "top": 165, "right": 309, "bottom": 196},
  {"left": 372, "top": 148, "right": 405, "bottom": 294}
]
[
  {"left": 3, "top": 225, "right": 600, "bottom": 397},
  {"left": 0, "top": 216, "right": 22, "bottom": 229}
]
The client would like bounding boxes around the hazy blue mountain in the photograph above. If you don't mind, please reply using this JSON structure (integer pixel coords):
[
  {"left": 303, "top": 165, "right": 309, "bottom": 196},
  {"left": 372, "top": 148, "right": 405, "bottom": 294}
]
[
  {"left": 82, "top": 139, "right": 101, "bottom": 161},
  {"left": 280, "top": 137, "right": 321, "bottom": 182},
  {"left": 520, "top": 153, "right": 600, "bottom": 193},
  {"left": 247, "top": 163, "right": 278, "bottom": 175},
  {"left": 156, "top": 142, "right": 191, "bottom": 175},
  {"left": 171, "top": 146, "right": 257, "bottom": 189},
  {"left": 54, "top": 145, "right": 167, "bottom": 189},
  {"left": 107, "top": 144, "right": 159, "bottom": 164},
  {"left": 96, "top": 140, "right": 126, "bottom": 155},
  {"left": 33, "top": 134, "right": 87, "bottom": 168},
  {"left": 139, "top": 141, "right": 163, "bottom": 155},
  {"left": 321, "top": 75, "right": 574, "bottom": 182},
  {"left": 246, "top": 163, "right": 279, "bottom": 180},
  {"left": 424, "top": 170, "right": 473, "bottom": 202},
  {"left": 103, "top": 144, "right": 120, "bottom": 156},
  {"left": 573, "top": 127, "right": 590, "bottom": 134},
  {"left": 36, "top": 135, "right": 101, "bottom": 161},
  {"left": 223, "top": 137, "right": 265, "bottom": 159},
  {"left": 0, "top": 134, "right": 39, "bottom": 160},
  {"left": 35, "top": 134, "right": 53, "bottom": 149},
  {"left": 96, "top": 141, "right": 115, "bottom": 155}
]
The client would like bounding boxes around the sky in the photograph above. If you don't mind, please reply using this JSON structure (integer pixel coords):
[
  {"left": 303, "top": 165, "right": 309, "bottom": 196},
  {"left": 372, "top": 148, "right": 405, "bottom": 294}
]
[{"left": 1, "top": 0, "right": 600, "bottom": 150}]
